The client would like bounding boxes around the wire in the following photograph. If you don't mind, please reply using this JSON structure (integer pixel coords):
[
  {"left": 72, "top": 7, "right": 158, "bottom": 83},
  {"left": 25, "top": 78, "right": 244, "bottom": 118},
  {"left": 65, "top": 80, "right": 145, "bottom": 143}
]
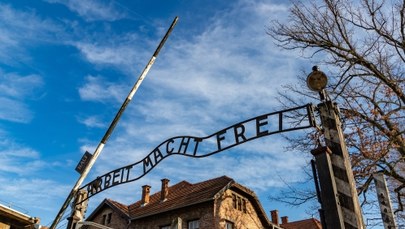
[
  {"left": 46, "top": 210, "right": 72, "bottom": 227},
  {"left": 112, "top": 1, "right": 156, "bottom": 26},
  {"left": 56, "top": 222, "right": 67, "bottom": 229},
  {"left": 0, "top": 199, "right": 29, "bottom": 214}
]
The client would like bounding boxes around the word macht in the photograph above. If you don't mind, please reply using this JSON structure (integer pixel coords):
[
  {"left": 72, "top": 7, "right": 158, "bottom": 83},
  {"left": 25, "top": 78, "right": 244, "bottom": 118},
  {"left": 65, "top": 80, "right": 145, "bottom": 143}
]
[{"left": 80, "top": 104, "right": 314, "bottom": 200}]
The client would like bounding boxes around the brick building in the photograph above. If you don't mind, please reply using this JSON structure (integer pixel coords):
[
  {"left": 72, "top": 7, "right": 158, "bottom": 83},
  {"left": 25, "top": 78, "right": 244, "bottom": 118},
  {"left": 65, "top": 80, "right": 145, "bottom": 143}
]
[
  {"left": 0, "top": 203, "right": 42, "bottom": 229},
  {"left": 84, "top": 176, "right": 321, "bottom": 229}
]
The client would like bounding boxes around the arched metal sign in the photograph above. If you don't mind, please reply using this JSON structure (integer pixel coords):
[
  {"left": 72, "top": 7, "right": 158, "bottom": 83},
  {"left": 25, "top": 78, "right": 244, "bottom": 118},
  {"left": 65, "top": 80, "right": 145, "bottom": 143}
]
[{"left": 79, "top": 103, "right": 316, "bottom": 200}]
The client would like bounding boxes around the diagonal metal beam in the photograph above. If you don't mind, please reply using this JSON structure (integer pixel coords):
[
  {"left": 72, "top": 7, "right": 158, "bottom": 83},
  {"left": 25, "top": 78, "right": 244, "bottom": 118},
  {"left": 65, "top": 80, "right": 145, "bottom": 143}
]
[{"left": 49, "top": 16, "right": 178, "bottom": 229}]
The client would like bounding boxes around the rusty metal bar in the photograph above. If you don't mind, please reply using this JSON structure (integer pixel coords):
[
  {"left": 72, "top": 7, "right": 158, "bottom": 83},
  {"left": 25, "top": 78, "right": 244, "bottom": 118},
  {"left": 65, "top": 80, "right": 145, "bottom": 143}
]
[{"left": 49, "top": 16, "right": 178, "bottom": 229}]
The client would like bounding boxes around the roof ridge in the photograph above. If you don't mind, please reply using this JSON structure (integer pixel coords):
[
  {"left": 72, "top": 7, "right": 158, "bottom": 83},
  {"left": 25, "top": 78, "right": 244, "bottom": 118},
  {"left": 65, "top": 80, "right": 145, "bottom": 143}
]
[
  {"left": 127, "top": 175, "right": 234, "bottom": 219},
  {"left": 281, "top": 217, "right": 322, "bottom": 229},
  {"left": 282, "top": 217, "right": 320, "bottom": 224},
  {"left": 191, "top": 175, "right": 232, "bottom": 185},
  {"left": 128, "top": 180, "right": 193, "bottom": 208},
  {"left": 105, "top": 199, "right": 129, "bottom": 216}
]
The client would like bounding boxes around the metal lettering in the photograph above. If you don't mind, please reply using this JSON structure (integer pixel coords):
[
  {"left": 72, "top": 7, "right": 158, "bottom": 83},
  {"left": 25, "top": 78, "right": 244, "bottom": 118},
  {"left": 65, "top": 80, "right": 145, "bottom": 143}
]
[
  {"left": 256, "top": 115, "right": 269, "bottom": 136},
  {"left": 233, "top": 124, "right": 247, "bottom": 144},
  {"left": 120, "top": 168, "right": 125, "bottom": 183},
  {"left": 79, "top": 104, "right": 315, "bottom": 201},
  {"left": 153, "top": 148, "right": 164, "bottom": 164},
  {"left": 216, "top": 130, "right": 226, "bottom": 150},
  {"left": 166, "top": 139, "right": 174, "bottom": 154},
  {"left": 125, "top": 166, "right": 132, "bottom": 181},
  {"left": 104, "top": 174, "right": 111, "bottom": 189},
  {"left": 112, "top": 169, "right": 120, "bottom": 185},
  {"left": 143, "top": 154, "right": 154, "bottom": 173},
  {"left": 193, "top": 138, "right": 202, "bottom": 156},
  {"left": 178, "top": 137, "right": 190, "bottom": 154},
  {"left": 88, "top": 178, "right": 102, "bottom": 195}
]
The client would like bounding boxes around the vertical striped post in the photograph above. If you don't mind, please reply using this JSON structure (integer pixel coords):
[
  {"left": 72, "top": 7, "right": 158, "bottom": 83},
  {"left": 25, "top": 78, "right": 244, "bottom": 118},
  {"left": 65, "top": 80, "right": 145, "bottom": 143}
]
[
  {"left": 311, "top": 146, "right": 345, "bottom": 228},
  {"left": 318, "top": 101, "right": 365, "bottom": 229},
  {"left": 373, "top": 173, "right": 397, "bottom": 229}
]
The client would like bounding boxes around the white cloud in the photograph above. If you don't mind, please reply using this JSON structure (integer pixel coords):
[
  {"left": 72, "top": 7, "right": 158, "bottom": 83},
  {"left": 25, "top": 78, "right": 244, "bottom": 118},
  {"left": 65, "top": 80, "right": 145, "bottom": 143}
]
[
  {"left": 0, "top": 4, "right": 60, "bottom": 40},
  {"left": 77, "top": 0, "right": 307, "bottom": 197},
  {"left": 78, "top": 75, "right": 128, "bottom": 102},
  {"left": 0, "top": 72, "right": 44, "bottom": 98},
  {"left": 137, "top": 2, "right": 300, "bottom": 124},
  {"left": 0, "top": 72, "right": 44, "bottom": 123},
  {"left": 75, "top": 43, "right": 136, "bottom": 68},
  {"left": 0, "top": 137, "right": 45, "bottom": 175},
  {"left": 0, "top": 98, "right": 34, "bottom": 123},
  {"left": 0, "top": 129, "right": 73, "bottom": 225},
  {"left": 0, "top": 0, "right": 316, "bottom": 226},
  {"left": 45, "top": 0, "right": 126, "bottom": 21},
  {"left": 78, "top": 115, "right": 106, "bottom": 128},
  {"left": 0, "top": 177, "right": 71, "bottom": 225},
  {"left": 0, "top": 4, "right": 62, "bottom": 65},
  {"left": 72, "top": 31, "right": 151, "bottom": 74}
]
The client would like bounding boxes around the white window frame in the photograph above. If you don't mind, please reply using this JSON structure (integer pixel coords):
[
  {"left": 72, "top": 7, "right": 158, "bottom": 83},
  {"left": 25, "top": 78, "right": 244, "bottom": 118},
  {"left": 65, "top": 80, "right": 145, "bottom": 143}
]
[
  {"left": 188, "top": 219, "right": 199, "bottom": 229},
  {"left": 226, "top": 221, "right": 234, "bottom": 229}
]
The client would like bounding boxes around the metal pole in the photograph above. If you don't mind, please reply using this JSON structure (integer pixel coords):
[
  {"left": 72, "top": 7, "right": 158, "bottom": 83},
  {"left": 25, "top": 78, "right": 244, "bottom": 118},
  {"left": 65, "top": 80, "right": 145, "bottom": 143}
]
[
  {"left": 373, "top": 173, "right": 398, "bottom": 229},
  {"left": 49, "top": 16, "right": 179, "bottom": 229}
]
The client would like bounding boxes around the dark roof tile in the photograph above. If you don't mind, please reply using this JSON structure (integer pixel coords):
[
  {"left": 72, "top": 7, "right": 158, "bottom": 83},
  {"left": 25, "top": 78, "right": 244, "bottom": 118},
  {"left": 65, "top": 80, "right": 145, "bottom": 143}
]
[
  {"left": 281, "top": 218, "right": 322, "bottom": 229},
  {"left": 106, "top": 199, "right": 129, "bottom": 216},
  {"left": 128, "top": 176, "right": 233, "bottom": 219}
]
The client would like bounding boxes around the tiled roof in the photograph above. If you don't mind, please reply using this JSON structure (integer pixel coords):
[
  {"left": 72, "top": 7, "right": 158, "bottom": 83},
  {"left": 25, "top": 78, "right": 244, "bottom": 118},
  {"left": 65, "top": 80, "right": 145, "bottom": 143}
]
[
  {"left": 86, "top": 175, "right": 275, "bottom": 228},
  {"left": 281, "top": 218, "right": 322, "bottom": 229},
  {"left": 86, "top": 198, "right": 130, "bottom": 221},
  {"left": 106, "top": 199, "right": 129, "bottom": 217},
  {"left": 128, "top": 175, "right": 234, "bottom": 219}
]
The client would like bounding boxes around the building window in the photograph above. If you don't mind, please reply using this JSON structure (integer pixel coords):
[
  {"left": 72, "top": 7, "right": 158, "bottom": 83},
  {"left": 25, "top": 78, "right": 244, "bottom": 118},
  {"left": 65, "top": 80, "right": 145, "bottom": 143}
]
[
  {"left": 232, "top": 194, "right": 237, "bottom": 209},
  {"left": 226, "top": 221, "right": 234, "bottom": 229},
  {"left": 107, "top": 213, "right": 112, "bottom": 224},
  {"left": 242, "top": 199, "right": 247, "bottom": 213},
  {"left": 188, "top": 219, "right": 199, "bottom": 229},
  {"left": 232, "top": 193, "right": 247, "bottom": 213},
  {"left": 237, "top": 197, "right": 242, "bottom": 210},
  {"left": 102, "top": 213, "right": 112, "bottom": 225}
]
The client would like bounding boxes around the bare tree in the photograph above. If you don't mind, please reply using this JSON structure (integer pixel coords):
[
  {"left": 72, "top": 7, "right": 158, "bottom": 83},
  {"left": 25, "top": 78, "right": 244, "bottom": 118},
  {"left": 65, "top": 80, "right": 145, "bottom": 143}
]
[{"left": 267, "top": 0, "right": 404, "bottom": 223}]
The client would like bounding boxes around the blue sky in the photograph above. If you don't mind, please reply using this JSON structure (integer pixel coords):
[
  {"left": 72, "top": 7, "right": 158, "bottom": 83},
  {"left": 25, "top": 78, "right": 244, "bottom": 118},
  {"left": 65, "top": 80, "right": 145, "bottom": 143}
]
[{"left": 0, "top": 0, "right": 322, "bottom": 227}]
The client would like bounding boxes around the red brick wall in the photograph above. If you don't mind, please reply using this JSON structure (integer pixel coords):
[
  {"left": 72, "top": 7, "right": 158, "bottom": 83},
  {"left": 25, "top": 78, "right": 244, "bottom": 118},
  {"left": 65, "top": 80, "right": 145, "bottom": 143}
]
[
  {"left": 86, "top": 190, "right": 271, "bottom": 229},
  {"left": 130, "top": 201, "right": 215, "bottom": 229},
  {"left": 215, "top": 189, "right": 268, "bottom": 228},
  {"left": 87, "top": 206, "right": 127, "bottom": 229}
]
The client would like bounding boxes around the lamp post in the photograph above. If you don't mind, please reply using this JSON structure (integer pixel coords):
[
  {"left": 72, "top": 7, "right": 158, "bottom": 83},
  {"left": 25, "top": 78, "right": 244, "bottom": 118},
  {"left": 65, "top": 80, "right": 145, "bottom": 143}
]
[{"left": 308, "top": 66, "right": 365, "bottom": 229}]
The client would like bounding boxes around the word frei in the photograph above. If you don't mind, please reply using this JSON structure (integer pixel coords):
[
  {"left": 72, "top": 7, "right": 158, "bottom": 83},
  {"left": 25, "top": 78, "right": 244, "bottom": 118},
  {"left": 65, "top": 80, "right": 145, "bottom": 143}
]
[{"left": 80, "top": 104, "right": 314, "bottom": 199}]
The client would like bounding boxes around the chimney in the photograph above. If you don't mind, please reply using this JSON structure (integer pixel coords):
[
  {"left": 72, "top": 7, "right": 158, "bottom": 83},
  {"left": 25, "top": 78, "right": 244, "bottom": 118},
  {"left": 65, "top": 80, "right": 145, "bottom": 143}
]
[
  {"left": 141, "top": 185, "right": 151, "bottom": 205},
  {"left": 281, "top": 216, "right": 289, "bottom": 224},
  {"left": 270, "top": 210, "right": 279, "bottom": 225},
  {"left": 160, "top": 178, "right": 170, "bottom": 202}
]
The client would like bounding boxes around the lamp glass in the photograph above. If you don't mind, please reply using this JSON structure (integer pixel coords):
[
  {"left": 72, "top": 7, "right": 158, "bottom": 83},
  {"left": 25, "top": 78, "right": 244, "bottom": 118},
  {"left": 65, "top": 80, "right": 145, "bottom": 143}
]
[{"left": 306, "top": 71, "right": 328, "bottom": 91}]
